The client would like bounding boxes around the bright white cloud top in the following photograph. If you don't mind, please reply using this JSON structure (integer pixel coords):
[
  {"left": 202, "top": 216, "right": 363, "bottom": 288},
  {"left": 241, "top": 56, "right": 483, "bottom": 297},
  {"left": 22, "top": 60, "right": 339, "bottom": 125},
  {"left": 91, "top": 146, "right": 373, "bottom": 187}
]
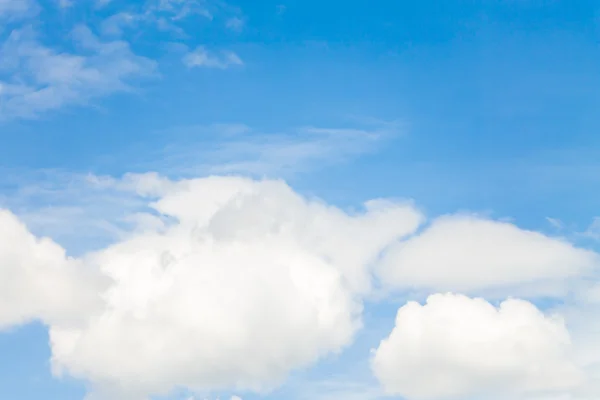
[{"left": 371, "top": 293, "right": 583, "bottom": 400}]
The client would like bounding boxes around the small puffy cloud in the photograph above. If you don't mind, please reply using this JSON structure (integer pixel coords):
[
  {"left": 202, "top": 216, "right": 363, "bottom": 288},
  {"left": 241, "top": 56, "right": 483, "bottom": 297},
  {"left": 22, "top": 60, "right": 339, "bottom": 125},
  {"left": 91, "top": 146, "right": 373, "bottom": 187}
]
[
  {"left": 48, "top": 175, "right": 423, "bottom": 398},
  {"left": 183, "top": 46, "right": 243, "bottom": 69},
  {"left": 0, "top": 210, "right": 106, "bottom": 329},
  {"left": 371, "top": 293, "right": 583, "bottom": 400},
  {"left": 378, "top": 215, "right": 599, "bottom": 296}
]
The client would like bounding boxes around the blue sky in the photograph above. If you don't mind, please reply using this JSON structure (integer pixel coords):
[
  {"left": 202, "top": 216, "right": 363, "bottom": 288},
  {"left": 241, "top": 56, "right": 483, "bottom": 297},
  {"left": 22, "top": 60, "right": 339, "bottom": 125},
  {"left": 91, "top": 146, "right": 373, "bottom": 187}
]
[{"left": 2, "top": 1, "right": 600, "bottom": 400}]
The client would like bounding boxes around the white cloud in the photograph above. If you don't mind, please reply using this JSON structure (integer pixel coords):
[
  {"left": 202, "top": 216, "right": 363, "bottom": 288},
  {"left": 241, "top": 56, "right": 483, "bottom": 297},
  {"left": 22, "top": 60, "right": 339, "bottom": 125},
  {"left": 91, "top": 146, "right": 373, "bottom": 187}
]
[
  {"left": 101, "top": 12, "right": 138, "bottom": 36},
  {"left": 141, "top": 122, "right": 397, "bottom": 177},
  {"left": 97, "top": 0, "right": 214, "bottom": 38},
  {"left": 5, "top": 172, "right": 600, "bottom": 400},
  {"left": 153, "top": 0, "right": 212, "bottom": 19},
  {"left": 0, "top": 209, "right": 106, "bottom": 329},
  {"left": 377, "top": 215, "right": 599, "bottom": 296},
  {"left": 546, "top": 216, "right": 564, "bottom": 230},
  {"left": 44, "top": 175, "right": 423, "bottom": 398},
  {"left": 0, "top": 25, "right": 156, "bottom": 119},
  {"left": 371, "top": 293, "right": 583, "bottom": 400},
  {"left": 0, "top": 168, "right": 154, "bottom": 255},
  {"left": 0, "top": 121, "right": 397, "bottom": 255},
  {"left": 0, "top": 0, "right": 246, "bottom": 119},
  {"left": 183, "top": 46, "right": 243, "bottom": 69},
  {"left": 581, "top": 217, "right": 600, "bottom": 240},
  {"left": 225, "top": 16, "right": 244, "bottom": 31}
]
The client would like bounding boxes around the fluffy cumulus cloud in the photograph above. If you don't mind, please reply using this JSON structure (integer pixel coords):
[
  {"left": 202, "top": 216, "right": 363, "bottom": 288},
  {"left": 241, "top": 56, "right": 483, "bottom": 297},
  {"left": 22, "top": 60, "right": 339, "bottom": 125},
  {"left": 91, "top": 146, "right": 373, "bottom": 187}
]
[
  {"left": 0, "top": 210, "right": 105, "bottom": 329},
  {"left": 378, "top": 215, "right": 599, "bottom": 296},
  {"left": 371, "top": 293, "right": 584, "bottom": 400},
  {"left": 42, "top": 175, "right": 423, "bottom": 398},
  {"left": 4, "top": 173, "right": 600, "bottom": 399}
]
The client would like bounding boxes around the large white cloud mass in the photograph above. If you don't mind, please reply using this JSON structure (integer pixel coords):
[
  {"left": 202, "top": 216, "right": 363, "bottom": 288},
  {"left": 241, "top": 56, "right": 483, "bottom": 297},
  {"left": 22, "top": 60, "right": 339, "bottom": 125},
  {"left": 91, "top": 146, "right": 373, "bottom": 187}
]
[
  {"left": 45, "top": 175, "right": 423, "bottom": 397},
  {"left": 378, "top": 215, "right": 599, "bottom": 296},
  {"left": 371, "top": 293, "right": 584, "bottom": 400},
  {"left": 3, "top": 174, "right": 600, "bottom": 399}
]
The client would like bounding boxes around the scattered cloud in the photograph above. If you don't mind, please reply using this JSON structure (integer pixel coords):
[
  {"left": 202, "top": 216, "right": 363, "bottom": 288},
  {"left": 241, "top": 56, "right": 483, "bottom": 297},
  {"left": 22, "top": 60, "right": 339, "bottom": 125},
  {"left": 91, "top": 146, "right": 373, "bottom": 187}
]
[
  {"left": 141, "top": 122, "right": 399, "bottom": 177},
  {"left": 0, "top": 25, "right": 156, "bottom": 120},
  {"left": 377, "top": 215, "right": 599, "bottom": 298},
  {"left": 0, "top": 120, "right": 398, "bottom": 254},
  {"left": 547, "top": 216, "right": 564, "bottom": 230},
  {"left": 2, "top": 172, "right": 600, "bottom": 399},
  {"left": 581, "top": 217, "right": 600, "bottom": 241},
  {"left": 0, "top": 168, "right": 152, "bottom": 254},
  {"left": 100, "top": 12, "right": 138, "bottom": 36},
  {"left": 118, "top": 0, "right": 214, "bottom": 36},
  {"left": 182, "top": 46, "right": 243, "bottom": 69},
  {"left": 150, "top": 0, "right": 213, "bottom": 20},
  {"left": 372, "top": 293, "right": 583, "bottom": 400},
  {"left": 0, "top": 0, "right": 247, "bottom": 119},
  {"left": 225, "top": 16, "right": 245, "bottom": 32},
  {"left": 95, "top": 0, "right": 212, "bottom": 37}
]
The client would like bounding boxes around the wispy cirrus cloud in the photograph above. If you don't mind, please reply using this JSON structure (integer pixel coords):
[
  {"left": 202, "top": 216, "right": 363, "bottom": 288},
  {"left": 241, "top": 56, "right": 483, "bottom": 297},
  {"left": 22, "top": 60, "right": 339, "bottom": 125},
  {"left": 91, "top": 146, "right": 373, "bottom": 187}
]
[
  {"left": 0, "top": 0, "right": 246, "bottom": 120},
  {"left": 0, "top": 25, "right": 156, "bottom": 120},
  {"left": 127, "top": 120, "right": 400, "bottom": 177},
  {"left": 0, "top": 119, "right": 401, "bottom": 251}
]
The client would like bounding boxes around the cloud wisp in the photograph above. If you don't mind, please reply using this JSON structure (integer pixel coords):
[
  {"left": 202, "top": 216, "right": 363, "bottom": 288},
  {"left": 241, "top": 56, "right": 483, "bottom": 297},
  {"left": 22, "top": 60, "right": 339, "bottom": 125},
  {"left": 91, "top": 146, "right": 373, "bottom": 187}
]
[
  {"left": 182, "top": 46, "right": 243, "bottom": 69},
  {"left": 0, "top": 25, "right": 156, "bottom": 119}
]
